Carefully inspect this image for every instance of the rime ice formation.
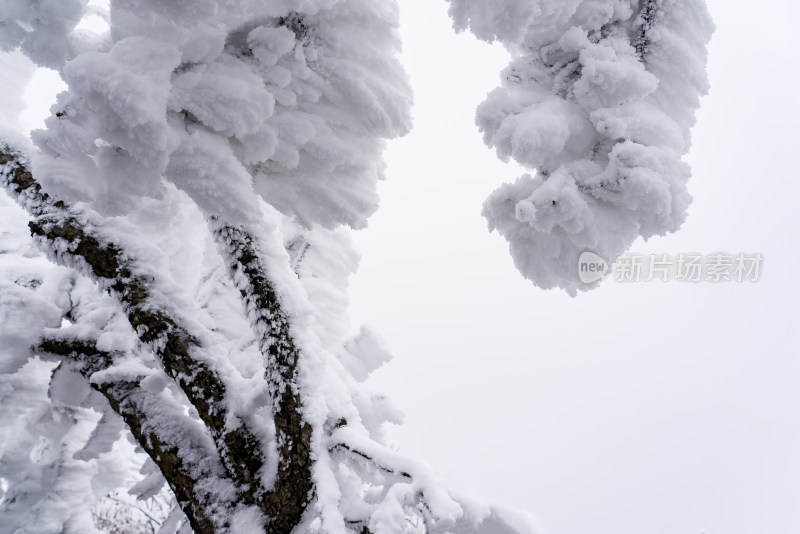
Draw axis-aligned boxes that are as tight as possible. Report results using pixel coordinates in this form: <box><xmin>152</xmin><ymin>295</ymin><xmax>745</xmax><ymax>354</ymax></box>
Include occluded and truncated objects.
<box><xmin>447</xmin><ymin>0</ymin><xmax>714</xmax><ymax>294</ymax></box>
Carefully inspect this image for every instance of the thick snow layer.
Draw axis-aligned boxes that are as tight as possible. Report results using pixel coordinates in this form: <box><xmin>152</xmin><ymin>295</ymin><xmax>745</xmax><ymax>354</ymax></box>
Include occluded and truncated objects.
<box><xmin>0</xmin><ymin>0</ymin><xmax>86</xmax><ymax>69</ymax></box>
<box><xmin>447</xmin><ymin>0</ymin><xmax>714</xmax><ymax>294</ymax></box>
<box><xmin>0</xmin><ymin>189</ymin><xmax>72</xmax><ymax>375</ymax></box>
<box><xmin>10</xmin><ymin>0</ymin><xmax>411</xmax><ymax>230</ymax></box>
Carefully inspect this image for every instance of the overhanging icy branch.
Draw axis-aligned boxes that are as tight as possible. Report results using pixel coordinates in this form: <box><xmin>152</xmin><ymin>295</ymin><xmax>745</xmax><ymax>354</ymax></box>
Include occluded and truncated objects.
<box><xmin>0</xmin><ymin>144</ymin><xmax>300</xmax><ymax>529</ymax></box>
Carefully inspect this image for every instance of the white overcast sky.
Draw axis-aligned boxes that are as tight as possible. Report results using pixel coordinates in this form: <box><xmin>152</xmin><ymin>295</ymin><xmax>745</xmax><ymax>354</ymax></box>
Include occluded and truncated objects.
<box><xmin>3</xmin><ymin>2</ymin><xmax>799</xmax><ymax>534</ymax></box>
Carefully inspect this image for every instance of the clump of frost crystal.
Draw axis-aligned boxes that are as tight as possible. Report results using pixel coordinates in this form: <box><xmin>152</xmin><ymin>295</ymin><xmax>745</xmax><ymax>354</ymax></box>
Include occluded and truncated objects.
<box><xmin>447</xmin><ymin>0</ymin><xmax>714</xmax><ymax>294</ymax></box>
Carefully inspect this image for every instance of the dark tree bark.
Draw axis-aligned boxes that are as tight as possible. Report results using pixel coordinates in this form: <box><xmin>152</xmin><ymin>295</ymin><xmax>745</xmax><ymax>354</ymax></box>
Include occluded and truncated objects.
<box><xmin>38</xmin><ymin>339</ymin><xmax>238</xmax><ymax>534</ymax></box>
<box><xmin>1</xmin><ymin>145</ymin><xmax>313</xmax><ymax>533</ymax></box>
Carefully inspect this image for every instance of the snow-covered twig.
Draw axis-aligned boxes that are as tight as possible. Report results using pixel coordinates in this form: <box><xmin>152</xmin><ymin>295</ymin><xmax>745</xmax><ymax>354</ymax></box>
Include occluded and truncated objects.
<box><xmin>37</xmin><ymin>338</ymin><xmax>239</xmax><ymax>534</ymax></box>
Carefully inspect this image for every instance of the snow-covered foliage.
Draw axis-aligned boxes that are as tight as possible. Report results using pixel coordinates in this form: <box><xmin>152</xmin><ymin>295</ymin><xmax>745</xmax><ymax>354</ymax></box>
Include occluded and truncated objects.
<box><xmin>0</xmin><ymin>1</ymin><xmax>540</xmax><ymax>533</ymax></box>
<box><xmin>0</xmin><ymin>0</ymin><xmax>87</xmax><ymax>69</ymax></box>
<box><xmin>1</xmin><ymin>0</ymin><xmax>713</xmax><ymax>532</ymax></box>
<box><xmin>14</xmin><ymin>0</ymin><xmax>411</xmax><ymax>229</ymax></box>
<box><xmin>446</xmin><ymin>0</ymin><xmax>714</xmax><ymax>294</ymax></box>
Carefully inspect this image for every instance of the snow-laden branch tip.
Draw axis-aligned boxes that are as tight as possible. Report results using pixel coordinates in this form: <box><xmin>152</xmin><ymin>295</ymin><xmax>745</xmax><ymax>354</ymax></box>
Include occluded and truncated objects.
<box><xmin>447</xmin><ymin>0</ymin><xmax>714</xmax><ymax>294</ymax></box>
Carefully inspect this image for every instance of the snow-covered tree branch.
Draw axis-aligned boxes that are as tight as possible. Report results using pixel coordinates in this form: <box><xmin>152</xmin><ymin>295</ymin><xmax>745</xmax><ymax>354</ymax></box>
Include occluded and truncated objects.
<box><xmin>0</xmin><ymin>0</ymin><xmax>712</xmax><ymax>532</ymax></box>
<box><xmin>447</xmin><ymin>0</ymin><xmax>714</xmax><ymax>294</ymax></box>
<box><xmin>0</xmin><ymin>119</ymin><xmax>531</xmax><ymax>534</ymax></box>
<box><xmin>36</xmin><ymin>337</ymin><xmax>240</xmax><ymax>533</ymax></box>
